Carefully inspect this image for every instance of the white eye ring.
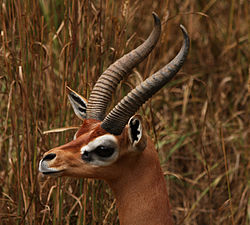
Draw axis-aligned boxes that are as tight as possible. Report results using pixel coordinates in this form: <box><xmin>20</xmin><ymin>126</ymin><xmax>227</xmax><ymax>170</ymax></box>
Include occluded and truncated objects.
<box><xmin>80</xmin><ymin>135</ymin><xmax>119</xmax><ymax>166</ymax></box>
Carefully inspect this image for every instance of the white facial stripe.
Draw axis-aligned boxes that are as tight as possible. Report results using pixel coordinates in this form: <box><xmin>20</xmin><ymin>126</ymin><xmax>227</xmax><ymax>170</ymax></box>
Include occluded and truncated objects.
<box><xmin>73</xmin><ymin>131</ymin><xmax>78</xmax><ymax>140</ymax></box>
<box><xmin>80</xmin><ymin>134</ymin><xmax>119</xmax><ymax>166</ymax></box>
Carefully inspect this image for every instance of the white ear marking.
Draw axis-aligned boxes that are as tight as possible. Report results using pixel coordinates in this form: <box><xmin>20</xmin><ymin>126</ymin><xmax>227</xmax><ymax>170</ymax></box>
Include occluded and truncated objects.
<box><xmin>128</xmin><ymin>116</ymin><xmax>142</xmax><ymax>146</ymax></box>
<box><xmin>67</xmin><ymin>86</ymin><xmax>88</xmax><ymax>120</ymax></box>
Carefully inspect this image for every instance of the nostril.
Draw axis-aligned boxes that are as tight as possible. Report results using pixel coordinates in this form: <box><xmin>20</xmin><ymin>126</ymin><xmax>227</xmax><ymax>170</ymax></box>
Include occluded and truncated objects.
<box><xmin>43</xmin><ymin>153</ymin><xmax>56</xmax><ymax>161</ymax></box>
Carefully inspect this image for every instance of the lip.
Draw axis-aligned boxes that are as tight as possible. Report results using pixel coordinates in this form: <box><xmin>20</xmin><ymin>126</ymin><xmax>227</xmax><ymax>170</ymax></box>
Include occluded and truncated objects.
<box><xmin>42</xmin><ymin>170</ymin><xmax>64</xmax><ymax>176</ymax></box>
<box><xmin>39</xmin><ymin>159</ymin><xmax>63</xmax><ymax>176</ymax></box>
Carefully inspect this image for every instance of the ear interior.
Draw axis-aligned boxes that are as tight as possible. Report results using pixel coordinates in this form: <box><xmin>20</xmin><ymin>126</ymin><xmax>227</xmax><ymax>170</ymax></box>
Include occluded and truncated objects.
<box><xmin>67</xmin><ymin>86</ymin><xmax>88</xmax><ymax>120</ymax></box>
<box><xmin>128</xmin><ymin>115</ymin><xmax>146</xmax><ymax>151</ymax></box>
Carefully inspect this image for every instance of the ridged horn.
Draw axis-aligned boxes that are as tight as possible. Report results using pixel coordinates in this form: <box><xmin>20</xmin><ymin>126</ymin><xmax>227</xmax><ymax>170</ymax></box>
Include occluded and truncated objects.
<box><xmin>101</xmin><ymin>25</ymin><xmax>190</xmax><ymax>135</ymax></box>
<box><xmin>86</xmin><ymin>12</ymin><xmax>161</xmax><ymax>121</ymax></box>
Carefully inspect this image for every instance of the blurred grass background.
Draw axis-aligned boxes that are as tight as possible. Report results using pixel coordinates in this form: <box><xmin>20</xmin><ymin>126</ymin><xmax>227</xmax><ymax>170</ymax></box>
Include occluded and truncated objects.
<box><xmin>0</xmin><ymin>0</ymin><xmax>249</xmax><ymax>224</ymax></box>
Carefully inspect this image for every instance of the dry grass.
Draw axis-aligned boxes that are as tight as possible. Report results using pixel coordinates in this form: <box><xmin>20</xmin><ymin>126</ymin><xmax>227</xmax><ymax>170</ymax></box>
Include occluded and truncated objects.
<box><xmin>0</xmin><ymin>0</ymin><xmax>249</xmax><ymax>224</ymax></box>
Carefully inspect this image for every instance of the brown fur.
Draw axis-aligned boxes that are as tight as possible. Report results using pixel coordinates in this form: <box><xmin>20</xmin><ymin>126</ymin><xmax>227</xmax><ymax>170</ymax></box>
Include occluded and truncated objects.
<box><xmin>40</xmin><ymin>119</ymin><xmax>173</xmax><ymax>225</ymax></box>
<box><xmin>107</xmin><ymin>138</ymin><xmax>173</xmax><ymax>225</ymax></box>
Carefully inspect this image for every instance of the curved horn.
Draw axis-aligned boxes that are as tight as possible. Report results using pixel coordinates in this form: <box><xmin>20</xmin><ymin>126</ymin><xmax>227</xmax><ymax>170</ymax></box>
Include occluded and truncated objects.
<box><xmin>101</xmin><ymin>25</ymin><xmax>190</xmax><ymax>135</ymax></box>
<box><xmin>86</xmin><ymin>13</ymin><xmax>161</xmax><ymax>121</ymax></box>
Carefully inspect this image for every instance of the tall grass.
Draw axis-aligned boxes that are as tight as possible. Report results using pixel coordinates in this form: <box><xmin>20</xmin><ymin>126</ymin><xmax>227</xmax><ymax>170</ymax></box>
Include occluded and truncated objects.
<box><xmin>0</xmin><ymin>0</ymin><xmax>249</xmax><ymax>224</ymax></box>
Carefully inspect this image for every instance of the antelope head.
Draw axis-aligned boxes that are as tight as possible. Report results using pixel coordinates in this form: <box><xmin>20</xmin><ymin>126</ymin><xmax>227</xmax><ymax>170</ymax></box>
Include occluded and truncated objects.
<box><xmin>39</xmin><ymin>13</ymin><xmax>189</xmax><ymax>182</ymax></box>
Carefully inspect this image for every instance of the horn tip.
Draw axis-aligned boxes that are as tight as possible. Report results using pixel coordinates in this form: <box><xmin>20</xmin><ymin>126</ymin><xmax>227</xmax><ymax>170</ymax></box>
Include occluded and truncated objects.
<box><xmin>179</xmin><ymin>24</ymin><xmax>190</xmax><ymax>45</ymax></box>
<box><xmin>179</xmin><ymin>24</ymin><xmax>188</xmax><ymax>37</ymax></box>
<box><xmin>152</xmin><ymin>12</ymin><xmax>160</xmax><ymax>25</ymax></box>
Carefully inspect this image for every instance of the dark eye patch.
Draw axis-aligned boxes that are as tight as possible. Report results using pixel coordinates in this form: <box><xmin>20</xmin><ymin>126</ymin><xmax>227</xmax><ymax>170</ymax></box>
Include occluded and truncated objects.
<box><xmin>82</xmin><ymin>146</ymin><xmax>115</xmax><ymax>163</ymax></box>
<box><xmin>82</xmin><ymin>151</ymin><xmax>92</xmax><ymax>162</ymax></box>
<box><xmin>93</xmin><ymin>146</ymin><xmax>115</xmax><ymax>158</ymax></box>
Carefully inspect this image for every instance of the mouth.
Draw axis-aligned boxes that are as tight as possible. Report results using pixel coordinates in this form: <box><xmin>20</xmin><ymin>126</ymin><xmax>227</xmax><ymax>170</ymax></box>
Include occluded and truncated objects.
<box><xmin>39</xmin><ymin>159</ymin><xmax>64</xmax><ymax>176</ymax></box>
<box><xmin>42</xmin><ymin>170</ymin><xmax>63</xmax><ymax>176</ymax></box>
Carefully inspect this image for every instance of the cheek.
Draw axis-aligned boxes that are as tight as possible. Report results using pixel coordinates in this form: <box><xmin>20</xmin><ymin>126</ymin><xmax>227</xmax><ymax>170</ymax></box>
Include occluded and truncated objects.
<box><xmin>116</xmin><ymin>133</ymin><xmax>130</xmax><ymax>153</ymax></box>
<box><xmin>64</xmin><ymin>153</ymin><xmax>82</xmax><ymax>167</ymax></box>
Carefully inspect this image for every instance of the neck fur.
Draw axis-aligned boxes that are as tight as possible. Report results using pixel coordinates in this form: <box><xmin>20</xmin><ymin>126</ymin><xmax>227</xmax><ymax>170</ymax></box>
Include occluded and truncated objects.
<box><xmin>107</xmin><ymin>138</ymin><xmax>173</xmax><ymax>225</ymax></box>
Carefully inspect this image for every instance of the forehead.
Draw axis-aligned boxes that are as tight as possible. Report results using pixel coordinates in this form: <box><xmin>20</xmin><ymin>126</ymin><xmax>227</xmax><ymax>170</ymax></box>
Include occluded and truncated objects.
<box><xmin>60</xmin><ymin>119</ymin><xmax>129</xmax><ymax>152</ymax></box>
<box><xmin>60</xmin><ymin>119</ymin><xmax>108</xmax><ymax>151</ymax></box>
<box><xmin>76</xmin><ymin>119</ymin><xmax>108</xmax><ymax>140</ymax></box>
<box><xmin>72</xmin><ymin>119</ymin><xmax>129</xmax><ymax>147</ymax></box>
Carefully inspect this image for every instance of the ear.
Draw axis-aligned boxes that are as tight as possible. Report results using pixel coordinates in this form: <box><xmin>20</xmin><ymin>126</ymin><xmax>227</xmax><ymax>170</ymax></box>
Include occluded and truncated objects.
<box><xmin>66</xmin><ymin>86</ymin><xmax>88</xmax><ymax>120</ymax></box>
<box><xmin>128</xmin><ymin>115</ymin><xmax>147</xmax><ymax>151</ymax></box>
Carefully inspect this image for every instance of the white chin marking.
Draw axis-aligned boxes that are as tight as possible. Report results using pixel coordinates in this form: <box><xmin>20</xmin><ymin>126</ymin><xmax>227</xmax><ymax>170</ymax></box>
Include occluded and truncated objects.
<box><xmin>39</xmin><ymin>159</ymin><xmax>61</xmax><ymax>174</ymax></box>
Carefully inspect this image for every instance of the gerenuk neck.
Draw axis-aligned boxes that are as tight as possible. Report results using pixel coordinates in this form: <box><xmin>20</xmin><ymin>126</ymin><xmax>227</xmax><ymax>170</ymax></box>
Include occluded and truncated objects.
<box><xmin>107</xmin><ymin>138</ymin><xmax>173</xmax><ymax>225</ymax></box>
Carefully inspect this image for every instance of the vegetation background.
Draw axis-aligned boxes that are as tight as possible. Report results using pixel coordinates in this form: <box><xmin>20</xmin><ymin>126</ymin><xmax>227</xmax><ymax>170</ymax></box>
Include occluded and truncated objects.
<box><xmin>0</xmin><ymin>0</ymin><xmax>249</xmax><ymax>224</ymax></box>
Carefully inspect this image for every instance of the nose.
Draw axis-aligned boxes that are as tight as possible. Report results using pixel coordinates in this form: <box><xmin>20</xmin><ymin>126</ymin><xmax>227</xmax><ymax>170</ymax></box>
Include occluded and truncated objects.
<box><xmin>43</xmin><ymin>153</ymin><xmax>56</xmax><ymax>161</ymax></box>
<box><xmin>39</xmin><ymin>152</ymin><xmax>60</xmax><ymax>174</ymax></box>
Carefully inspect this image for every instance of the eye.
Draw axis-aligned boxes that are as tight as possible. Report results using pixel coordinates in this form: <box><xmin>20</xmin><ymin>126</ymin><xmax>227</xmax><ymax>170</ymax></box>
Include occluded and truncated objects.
<box><xmin>93</xmin><ymin>146</ymin><xmax>115</xmax><ymax>158</ymax></box>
